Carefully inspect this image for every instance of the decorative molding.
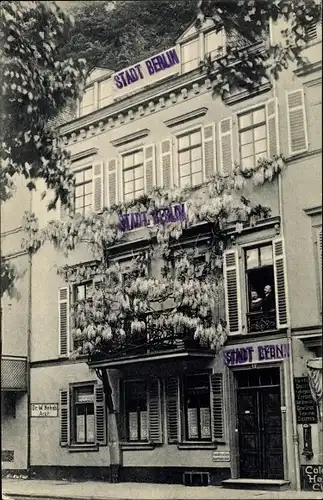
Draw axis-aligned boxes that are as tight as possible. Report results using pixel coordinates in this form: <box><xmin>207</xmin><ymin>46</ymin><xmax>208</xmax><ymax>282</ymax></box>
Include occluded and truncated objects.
<box><xmin>71</xmin><ymin>148</ymin><xmax>98</xmax><ymax>163</ymax></box>
<box><xmin>110</xmin><ymin>129</ymin><xmax>150</xmax><ymax>147</ymax></box>
<box><xmin>285</xmin><ymin>148</ymin><xmax>321</xmax><ymax>164</ymax></box>
<box><xmin>294</xmin><ymin>61</ymin><xmax>322</xmax><ymax>77</ymax></box>
<box><xmin>303</xmin><ymin>206</ymin><xmax>322</xmax><ymax>217</ymax></box>
<box><xmin>223</xmin><ymin>81</ymin><xmax>272</xmax><ymax>106</ymax></box>
<box><xmin>164</xmin><ymin>107</ymin><xmax>208</xmax><ymax>128</ymax></box>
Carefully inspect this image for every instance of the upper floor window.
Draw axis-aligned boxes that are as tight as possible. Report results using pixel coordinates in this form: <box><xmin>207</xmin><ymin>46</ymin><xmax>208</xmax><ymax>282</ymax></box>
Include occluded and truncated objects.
<box><xmin>184</xmin><ymin>373</ymin><xmax>211</xmax><ymax>441</ymax></box>
<box><xmin>177</xmin><ymin>129</ymin><xmax>203</xmax><ymax>188</ymax></box>
<box><xmin>181</xmin><ymin>39</ymin><xmax>200</xmax><ymax>73</ymax></box>
<box><xmin>80</xmin><ymin>86</ymin><xmax>94</xmax><ymax>116</ymax></box>
<box><xmin>74</xmin><ymin>166</ymin><xmax>92</xmax><ymax>215</ymax></box>
<box><xmin>239</xmin><ymin>106</ymin><xmax>267</xmax><ymax>169</ymax></box>
<box><xmin>245</xmin><ymin>243</ymin><xmax>276</xmax><ymax>333</ymax></box>
<box><xmin>123</xmin><ymin>150</ymin><xmax>144</xmax><ymax>202</ymax></box>
<box><xmin>98</xmin><ymin>80</ymin><xmax>111</xmax><ymax>108</ymax></box>
<box><xmin>204</xmin><ymin>30</ymin><xmax>224</xmax><ymax>60</ymax></box>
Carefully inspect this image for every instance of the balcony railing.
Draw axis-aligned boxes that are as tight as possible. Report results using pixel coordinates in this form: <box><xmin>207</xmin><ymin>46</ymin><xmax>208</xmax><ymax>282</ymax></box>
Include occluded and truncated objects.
<box><xmin>246</xmin><ymin>310</ymin><xmax>276</xmax><ymax>333</ymax></box>
<box><xmin>1</xmin><ymin>355</ymin><xmax>27</xmax><ymax>392</ymax></box>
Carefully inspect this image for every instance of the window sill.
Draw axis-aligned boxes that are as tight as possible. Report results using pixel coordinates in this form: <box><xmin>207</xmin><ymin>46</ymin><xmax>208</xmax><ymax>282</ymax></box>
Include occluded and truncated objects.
<box><xmin>177</xmin><ymin>441</ymin><xmax>224</xmax><ymax>450</ymax></box>
<box><xmin>67</xmin><ymin>444</ymin><xmax>99</xmax><ymax>453</ymax></box>
<box><xmin>120</xmin><ymin>442</ymin><xmax>156</xmax><ymax>451</ymax></box>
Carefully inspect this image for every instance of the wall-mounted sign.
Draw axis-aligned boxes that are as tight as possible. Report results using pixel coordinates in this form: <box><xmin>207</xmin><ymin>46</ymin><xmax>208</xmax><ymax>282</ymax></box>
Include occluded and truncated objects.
<box><xmin>294</xmin><ymin>377</ymin><xmax>318</xmax><ymax>424</ymax></box>
<box><xmin>212</xmin><ymin>451</ymin><xmax>230</xmax><ymax>462</ymax></box>
<box><xmin>112</xmin><ymin>47</ymin><xmax>180</xmax><ymax>98</ymax></box>
<box><xmin>119</xmin><ymin>203</ymin><xmax>186</xmax><ymax>232</ymax></box>
<box><xmin>300</xmin><ymin>465</ymin><xmax>323</xmax><ymax>491</ymax></box>
<box><xmin>223</xmin><ymin>342</ymin><xmax>290</xmax><ymax>367</ymax></box>
<box><xmin>31</xmin><ymin>403</ymin><xmax>58</xmax><ymax>417</ymax></box>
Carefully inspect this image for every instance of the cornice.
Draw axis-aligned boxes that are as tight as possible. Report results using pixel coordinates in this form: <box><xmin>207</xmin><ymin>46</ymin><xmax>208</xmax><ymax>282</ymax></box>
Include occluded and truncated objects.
<box><xmin>223</xmin><ymin>81</ymin><xmax>272</xmax><ymax>106</ymax></box>
<box><xmin>294</xmin><ymin>60</ymin><xmax>322</xmax><ymax>77</ymax></box>
<box><xmin>110</xmin><ymin>128</ymin><xmax>150</xmax><ymax>147</ymax></box>
<box><xmin>164</xmin><ymin>107</ymin><xmax>208</xmax><ymax>127</ymax></box>
<box><xmin>303</xmin><ymin>205</ymin><xmax>322</xmax><ymax>217</ymax></box>
<box><xmin>71</xmin><ymin>147</ymin><xmax>98</xmax><ymax>163</ymax></box>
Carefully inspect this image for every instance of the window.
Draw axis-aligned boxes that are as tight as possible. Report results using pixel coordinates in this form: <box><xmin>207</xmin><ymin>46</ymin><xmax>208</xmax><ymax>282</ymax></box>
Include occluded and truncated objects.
<box><xmin>98</xmin><ymin>79</ymin><xmax>112</xmax><ymax>108</ymax></box>
<box><xmin>238</xmin><ymin>106</ymin><xmax>267</xmax><ymax>169</ymax></box>
<box><xmin>204</xmin><ymin>31</ymin><xmax>224</xmax><ymax>60</ymax></box>
<box><xmin>184</xmin><ymin>373</ymin><xmax>211</xmax><ymax>441</ymax></box>
<box><xmin>125</xmin><ymin>380</ymin><xmax>148</xmax><ymax>441</ymax></box>
<box><xmin>177</xmin><ymin>129</ymin><xmax>203</xmax><ymax>188</ymax></box>
<box><xmin>72</xmin><ymin>385</ymin><xmax>95</xmax><ymax>444</ymax></box>
<box><xmin>181</xmin><ymin>39</ymin><xmax>200</xmax><ymax>73</ymax></box>
<box><xmin>123</xmin><ymin>150</ymin><xmax>144</xmax><ymax>202</ymax></box>
<box><xmin>72</xmin><ymin>281</ymin><xmax>94</xmax><ymax>350</ymax></box>
<box><xmin>245</xmin><ymin>243</ymin><xmax>276</xmax><ymax>332</ymax></box>
<box><xmin>74</xmin><ymin>166</ymin><xmax>92</xmax><ymax>215</ymax></box>
<box><xmin>80</xmin><ymin>86</ymin><xmax>94</xmax><ymax>116</ymax></box>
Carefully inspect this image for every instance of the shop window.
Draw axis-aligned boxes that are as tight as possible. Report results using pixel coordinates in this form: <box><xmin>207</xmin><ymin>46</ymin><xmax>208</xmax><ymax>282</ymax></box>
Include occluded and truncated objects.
<box><xmin>181</xmin><ymin>39</ymin><xmax>200</xmax><ymax>73</ymax></box>
<box><xmin>125</xmin><ymin>380</ymin><xmax>148</xmax><ymax>441</ymax></box>
<box><xmin>123</xmin><ymin>150</ymin><xmax>144</xmax><ymax>202</ymax></box>
<box><xmin>184</xmin><ymin>373</ymin><xmax>211</xmax><ymax>441</ymax></box>
<box><xmin>177</xmin><ymin>129</ymin><xmax>203</xmax><ymax>188</ymax></box>
<box><xmin>80</xmin><ymin>85</ymin><xmax>94</xmax><ymax>116</ymax></box>
<box><xmin>238</xmin><ymin>106</ymin><xmax>267</xmax><ymax>169</ymax></box>
<box><xmin>245</xmin><ymin>243</ymin><xmax>276</xmax><ymax>332</ymax></box>
<box><xmin>72</xmin><ymin>385</ymin><xmax>95</xmax><ymax>444</ymax></box>
<box><xmin>74</xmin><ymin>166</ymin><xmax>93</xmax><ymax>215</ymax></box>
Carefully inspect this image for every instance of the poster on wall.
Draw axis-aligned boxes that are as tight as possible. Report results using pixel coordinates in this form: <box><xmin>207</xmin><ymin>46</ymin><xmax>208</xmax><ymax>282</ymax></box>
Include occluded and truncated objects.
<box><xmin>140</xmin><ymin>411</ymin><xmax>148</xmax><ymax>440</ymax></box>
<box><xmin>300</xmin><ymin>465</ymin><xmax>323</xmax><ymax>492</ymax></box>
<box><xmin>187</xmin><ymin>408</ymin><xmax>199</xmax><ymax>439</ymax></box>
<box><xmin>76</xmin><ymin>415</ymin><xmax>85</xmax><ymax>443</ymax></box>
<box><xmin>294</xmin><ymin>377</ymin><xmax>318</xmax><ymax>424</ymax></box>
<box><xmin>128</xmin><ymin>412</ymin><xmax>138</xmax><ymax>441</ymax></box>
<box><xmin>200</xmin><ymin>407</ymin><xmax>211</xmax><ymax>439</ymax></box>
<box><xmin>86</xmin><ymin>414</ymin><xmax>95</xmax><ymax>443</ymax></box>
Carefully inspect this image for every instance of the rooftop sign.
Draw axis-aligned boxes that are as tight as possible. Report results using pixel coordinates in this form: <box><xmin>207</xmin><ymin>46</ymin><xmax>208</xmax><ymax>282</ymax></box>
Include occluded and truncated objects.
<box><xmin>112</xmin><ymin>47</ymin><xmax>180</xmax><ymax>98</ymax></box>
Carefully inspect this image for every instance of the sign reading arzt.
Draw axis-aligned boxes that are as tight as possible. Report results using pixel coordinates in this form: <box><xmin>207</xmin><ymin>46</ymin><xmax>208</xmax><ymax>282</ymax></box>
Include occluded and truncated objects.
<box><xmin>31</xmin><ymin>403</ymin><xmax>58</xmax><ymax>417</ymax></box>
<box><xmin>112</xmin><ymin>47</ymin><xmax>180</xmax><ymax>95</ymax></box>
<box><xmin>224</xmin><ymin>343</ymin><xmax>290</xmax><ymax>367</ymax></box>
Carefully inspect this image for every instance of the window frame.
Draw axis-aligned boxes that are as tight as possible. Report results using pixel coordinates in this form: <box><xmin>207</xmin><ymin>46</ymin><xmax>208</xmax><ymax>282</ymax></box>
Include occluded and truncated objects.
<box><xmin>124</xmin><ymin>379</ymin><xmax>149</xmax><ymax>443</ymax></box>
<box><xmin>70</xmin><ymin>382</ymin><xmax>96</xmax><ymax>446</ymax></box>
<box><xmin>71</xmin><ymin>280</ymin><xmax>94</xmax><ymax>351</ymax></box>
<box><xmin>73</xmin><ymin>164</ymin><xmax>93</xmax><ymax>216</ymax></box>
<box><xmin>183</xmin><ymin>372</ymin><xmax>212</xmax><ymax>442</ymax></box>
<box><xmin>121</xmin><ymin>148</ymin><xmax>145</xmax><ymax>202</ymax></box>
<box><xmin>238</xmin><ymin>104</ymin><xmax>268</xmax><ymax>169</ymax></box>
<box><xmin>175</xmin><ymin>125</ymin><xmax>203</xmax><ymax>188</ymax></box>
<box><xmin>181</xmin><ymin>38</ymin><xmax>200</xmax><ymax>73</ymax></box>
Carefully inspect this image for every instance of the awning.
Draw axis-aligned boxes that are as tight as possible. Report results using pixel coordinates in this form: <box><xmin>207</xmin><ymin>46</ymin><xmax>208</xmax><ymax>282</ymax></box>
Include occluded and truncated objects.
<box><xmin>1</xmin><ymin>356</ymin><xmax>27</xmax><ymax>392</ymax></box>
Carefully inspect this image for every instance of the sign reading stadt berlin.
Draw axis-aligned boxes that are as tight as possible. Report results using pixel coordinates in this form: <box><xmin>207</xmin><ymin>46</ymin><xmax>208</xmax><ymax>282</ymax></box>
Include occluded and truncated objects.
<box><xmin>112</xmin><ymin>47</ymin><xmax>180</xmax><ymax>97</ymax></box>
<box><xmin>223</xmin><ymin>342</ymin><xmax>290</xmax><ymax>367</ymax></box>
<box><xmin>119</xmin><ymin>203</ymin><xmax>186</xmax><ymax>232</ymax></box>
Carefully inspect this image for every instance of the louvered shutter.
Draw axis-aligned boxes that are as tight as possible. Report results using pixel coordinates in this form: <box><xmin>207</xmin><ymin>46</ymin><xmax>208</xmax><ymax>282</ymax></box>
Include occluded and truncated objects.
<box><xmin>203</xmin><ymin>123</ymin><xmax>216</xmax><ymax>179</ymax></box>
<box><xmin>148</xmin><ymin>379</ymin><xmax>162</xmax><ymax>443</ymax></box>
<box><xmin>58</xmin><ymin>287</ymin><xmax>69</xmax><ymax>357</ymax></box>
<box><xmin>223</xmin><ymin>248</ymin><xmax>242</xmax><ymax>335</ymax></box>
<box><xmin>166</xmin><ymin>377</ymin><xmax>180</xmax><ymax>443</ymax></box>
<box><xmin>273</xmin><ymin>238</ymin><xmax>288</xmax><ymax>329</ymax></box>
<box><xmin>160</xmin><ymin>139</ymin><xmax>173</xmax><ymax>188</ymax></box>
<box><xmin>95</xmin><ymin>384</ymin><xmax>106</xmax><ymax>445</ymax></box>
<box><xmin>59</xmin><ymin>388</ymin><xmax>70</xmax><ymax>446</ymax></box>
<box><xmin>211</xmin><ymin>373</ymin><xmax>224</xmax><ymax>441</ymax></box>
<box><xmin>144</xmin><ymin>144</ymin><xmax>156</xmax><ymax>194</ymax></box>
<box><xmin>317</xmin><ymin>228</ymin><xmax>322</xmax><ymax>301</ymax></box>
<box><xmin>287</xmin><ymin>89</ymin><xmax>308</xmax><ymax>155</ymax></box>
<box><xmin>219</xmin><ymin>117</ymin><xmax>233</xmax><ymax>175</ymax></box>
<box><xmin>92</xmin><ymin>161</ymin><xmax>104</xmax><ymax>212</ymax></box>
<box><xmin>107</xmin><ymin>158</ymin><xmax>118</xmax><ymax>207</ymax></box>
<box><xmin>266</xmin><ymin>98</ymin><xmax>279</xmax><ymax>158</ymax></box>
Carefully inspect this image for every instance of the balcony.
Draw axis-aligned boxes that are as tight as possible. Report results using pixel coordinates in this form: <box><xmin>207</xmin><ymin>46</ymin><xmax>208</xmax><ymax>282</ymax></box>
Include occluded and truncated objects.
<box><xmin>247</xmin><ymin>310</ymin><xmax>276</xmax><ymax>333</ymax></box>
<box><xmin>1</xmin><ymin>355</ymin><xmax>27</xmax><ymax>392</ymax></box>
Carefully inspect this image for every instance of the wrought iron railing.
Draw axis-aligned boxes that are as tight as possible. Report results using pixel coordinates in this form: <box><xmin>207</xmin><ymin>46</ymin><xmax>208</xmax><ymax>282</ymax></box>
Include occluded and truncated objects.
<box><xmin>246</xmin><ymin>310</ymin><xmax>276</xmax><ymax>333</ymax></box>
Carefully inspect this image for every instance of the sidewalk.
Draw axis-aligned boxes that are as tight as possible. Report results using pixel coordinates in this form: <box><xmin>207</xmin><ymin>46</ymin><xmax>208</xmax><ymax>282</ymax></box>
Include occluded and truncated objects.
<box><xmin>2</xmin><ymin>479</ymin><xmax>323</xmax><ymax>500</ymax></box>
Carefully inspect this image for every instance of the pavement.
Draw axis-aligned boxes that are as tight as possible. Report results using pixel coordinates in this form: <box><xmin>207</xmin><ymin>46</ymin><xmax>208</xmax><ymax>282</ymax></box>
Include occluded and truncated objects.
<box><xmin>2</xmin><ymin>479</ymin><xmax>323</xmax><ymax>500</ymax></box>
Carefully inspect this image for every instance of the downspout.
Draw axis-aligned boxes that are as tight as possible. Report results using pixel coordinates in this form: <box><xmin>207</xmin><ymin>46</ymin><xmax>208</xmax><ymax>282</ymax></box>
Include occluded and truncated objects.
<box><xmin>277</xmin><ymin>141</ymin><xmax>301</xmax><ymax>490</ymax></box>
<box><xmin>27</xmin><ymin>191</ymin><xmax>32</xmax><ymax>477</ymax></box>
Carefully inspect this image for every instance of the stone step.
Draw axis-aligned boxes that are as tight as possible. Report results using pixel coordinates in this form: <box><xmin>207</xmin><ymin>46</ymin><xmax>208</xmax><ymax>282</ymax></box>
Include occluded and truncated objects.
<box><xmin>221</xmin><ymin>478</ymin><xmax>291</xmax><ymax>491</ymax></box>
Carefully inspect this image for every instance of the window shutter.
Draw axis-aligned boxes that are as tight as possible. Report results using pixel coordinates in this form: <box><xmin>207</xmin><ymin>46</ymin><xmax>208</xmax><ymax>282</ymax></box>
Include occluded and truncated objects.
<box><xmin>273</xmin><ymin>237</ymin><xmax>289</xmax><ymax>328</ymax></box>
<box><xmin>59</xmin><ymin>388</ymin><xmax>70</xmax><ymax>446</ymax></box>
<box><xmin>144</xmin><ymin>144</ymin><xmax>156</xmax><ymax>194</ymax></box>
<box><xmin>166</xmin><ymin>377</ymin><xmax>180</xmax><ymax>443</ymax></box>
<box><xmin>95</xmin><ymin>384</ymin><xmax>106</xmax><ymax>445</ymax></box>
<box><xmin>223</xmin><ymin>248</ymin><xmax>242</xmax><ymax>334</ymax></box>
<box><xmin>287</xmin><ymin>89</ymin><xmax>308</xmax><ymax>155</ymax></box>
<box><xmin>148</xmin><ymin>379</ymin><xmax>162</xmax><ymax>443</ymax></box>
<box><xmin>160</xmin><ymin>139</ymin><xmax>173</xmax><ymax>189</ymax></box>
<box><xmin>203</xmin><ymin>123</ymin><xmax>216</xmax><ymax>179</ymax></box>
<box><xmin>266</xmin><ymin>98</ymin><xmax>279</xmax><ymax>158</ymax></box>
<box><xmin>58</xmin><ymin>287</ymin><xmax>69</xmax><ymax>357</ymax></box>
<box><xmin>107</xmin><ymin>158</ymin><xmax>118</xmax><ymax>207</ymax></box>
<box><xmin>92</xmin><ymin>161</ymin><xmax>104</xmax><ymax>212</ymax></box>
<box><xmin>317</xmin><ymin>228</ymin><xmax>322</xmax><ymax>301</ymax></box>
<box><xmin>219</xmin><ymin>117</ymin><xmax>233</xmax><ymax>175</ymax></box>
<box><xmin>211</xmin><ymin>373</ymin><xmax>224</xmax><ymax>441</ymax></box>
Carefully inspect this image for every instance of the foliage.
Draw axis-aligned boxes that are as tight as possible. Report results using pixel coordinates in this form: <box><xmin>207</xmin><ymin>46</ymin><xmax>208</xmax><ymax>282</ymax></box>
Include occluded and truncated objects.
<box><xmin>0</xmin><ymin>257</ymin><xmax>23</xmax><ymax>299</ymax></box>
<box><xmin>0</xmin><ymin>1</ymin><xmax>87</xmax><ymax>208</ymax></box>
<box><xmin>198</xmin><ymin>0</ymin><xmax>322</xmax><ymax>95</ymax></box>
<box><xmin>60</xmin><ymin>0</ymin><xmax>199</xmax><ymax>70</ymax></box>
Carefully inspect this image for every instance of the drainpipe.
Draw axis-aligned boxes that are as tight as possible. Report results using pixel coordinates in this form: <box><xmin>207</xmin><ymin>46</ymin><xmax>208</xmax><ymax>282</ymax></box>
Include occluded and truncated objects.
<box><xmin>277</xmin><ymin>163</ymin><xmax>301</xmax><ymax>491</ymax></box>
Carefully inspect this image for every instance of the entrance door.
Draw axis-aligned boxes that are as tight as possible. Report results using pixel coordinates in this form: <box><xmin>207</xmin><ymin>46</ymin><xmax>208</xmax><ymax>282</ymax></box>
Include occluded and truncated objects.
<box><xmin>236</xmin><ymin>367</ymin><xmax>284</xmax><ymax>479</ymax></box>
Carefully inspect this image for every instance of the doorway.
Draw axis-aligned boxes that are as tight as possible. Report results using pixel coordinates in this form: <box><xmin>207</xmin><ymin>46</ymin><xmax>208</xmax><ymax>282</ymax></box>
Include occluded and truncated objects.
<box><xmin>235</xmin><ymin>367</ymin><xmax>284</xmax><ymax>479</ymax></box>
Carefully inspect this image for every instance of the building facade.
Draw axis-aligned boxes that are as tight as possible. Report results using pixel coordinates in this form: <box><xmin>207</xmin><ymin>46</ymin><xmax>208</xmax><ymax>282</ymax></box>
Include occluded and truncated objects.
<box><xmin>1</xmin><ymin>15</ymin><xmax>322</xmax><ymax>492</ymax></box>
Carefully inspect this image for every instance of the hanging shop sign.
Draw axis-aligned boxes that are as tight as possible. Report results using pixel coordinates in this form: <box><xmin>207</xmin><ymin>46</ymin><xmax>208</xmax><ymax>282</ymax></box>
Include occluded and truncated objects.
<box><xmin>112</xmin><ymin>47</ymin><xmax>180</xmax><ymax>98</ymax></box>
<box><xmin>294</xmin><ymin>377</ymin><xmax>318</xmax><ymax>424</ymax></box>
<box><xmin>223</xmin><ymin>342</ymin><xmax>290</xmax><ymax>367</ymax></box>
<box><xmin>300</xmin><ymin>465</ymin><xmax>323</xmax><ymax>492</ymax></box>
<box><xmin>31</xmin><ymin>403</ymin><xmax>58</xmax><ymax>417</ymax></box>
<box><xmin>118</xmin><ymin>203</ymin><xmax>186</xmax><ymax>232</ymax></box>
